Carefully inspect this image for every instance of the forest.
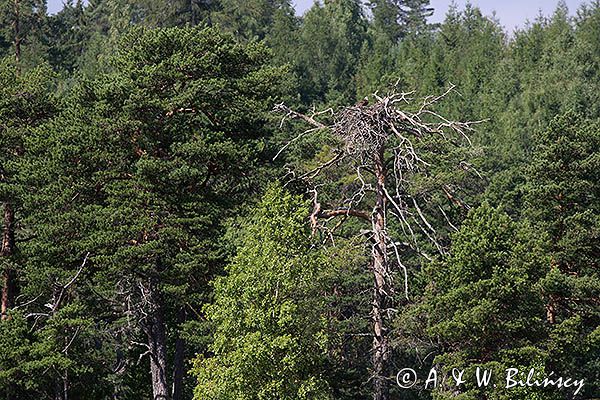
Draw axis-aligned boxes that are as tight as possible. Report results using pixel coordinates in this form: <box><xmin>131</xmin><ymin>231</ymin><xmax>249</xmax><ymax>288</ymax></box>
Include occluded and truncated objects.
<box><xmin>0</xmin><ymin>0</ymin><xmax>598</xmax><ymax>399</ymax></box>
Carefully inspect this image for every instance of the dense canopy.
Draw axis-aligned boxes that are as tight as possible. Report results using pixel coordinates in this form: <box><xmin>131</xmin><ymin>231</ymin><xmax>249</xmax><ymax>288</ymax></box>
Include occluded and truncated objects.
<box><xmin>0</xmin><ymin>0</ymin><xmax>598</xmax><ymax>399</ymax></box>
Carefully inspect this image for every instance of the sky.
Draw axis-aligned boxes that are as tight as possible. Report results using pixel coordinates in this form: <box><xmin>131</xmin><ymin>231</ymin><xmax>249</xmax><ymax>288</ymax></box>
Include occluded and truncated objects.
<box><xmin>293</xmin><ymin>0</ymin><xmax>589</xmax><ymax>31</ymax></box>
<box><xmin>46</xmin><ymin>0</ymin><xmax>590</xmax><ymax>32</ymax></box>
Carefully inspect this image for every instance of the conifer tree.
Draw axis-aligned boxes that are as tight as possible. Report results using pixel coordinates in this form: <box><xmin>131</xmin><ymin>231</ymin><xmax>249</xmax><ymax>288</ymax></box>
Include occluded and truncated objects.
<box><xmin>399</xmin><ymin>0</ymin><xmax>433</xmax><ymax>36</ymax></box>
<box><xmin>296</xmin><ymin>0</ymin><xmax>367</xmax><ymax>105</ymax></box>
<box><xmin>212</xmin><ymin>0</ymin><xmax>295</xmax><ymax>41</ymax></box>
<box><xmin>368</xmin><ymin>0</ymin><xmax>403</xmax><ymax>42</ymax></box>
<box><xmin>400</xmin><ymin>204</ymin><xmax>550</xmax><ymax>399</ymax></box>
<box><xmin>525</xmin><ymin>113</ymin><xmax>600</xmax><ymax>398</ymax></box>
<box><xmin>0</xmin><ymin>1</ymin><xmax>599</xmax><ymax>398</ymax></box>
<box><xmin>21</xmin><ymin>26</ymin><xmax>284</xmax><ymax>399</ymax></box>
<box><xmin>0</xmin><ymin>0</ymin><xmax>48</xmax><ymax>66</ymax></box>
<box><xmin>0</xmin><ymin>0</ymin><xmax>50</xmax><ymax>332</ymax></box>
<box><xmin>0</xmin><ymin>59</ymin><xmax>59</xmax><ymax>399</ymax></box>
<box><xmin>0</xmin><ymin>58</ymin><xmax>58</xmax><ymax>319</ymax></box>
<box><xmin>46</xmin><ymin>0</ymin><xmax>89</xmax><ymax>73</ymax></box>
<box><xmin>368</xmin><ymin>0</ymin><xmax>433</xmax><ymax>42</ymax></box>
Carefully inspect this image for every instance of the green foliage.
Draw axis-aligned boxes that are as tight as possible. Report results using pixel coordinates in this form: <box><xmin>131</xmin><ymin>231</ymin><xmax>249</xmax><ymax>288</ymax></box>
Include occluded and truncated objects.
<box><xmin>12</xmin><ymin>25</ymin><xmax>283</xmax><ymax>399</ymax></box>
<box><xmin>525</xmin><ymin>112</ymin><xmax>600</xmax><ymax>397</ymax></box>
<box><xmin>400</xmin><ymin>204</ymin><xmax>552</xmax><ymax>399</ymax></box>
<box><xmin>0</xmin><ymin>59</ymin><xmax>57</xmax><ymax>268</ymax></box>
<box><xmin>296</xmin><ymin>0</ymin><xmax>366</xmax><ymax>105</ymax></box>
<box><xmin>0</xmin><ymin>1</ymin><xmax>599</xmax><ymax>398</ymax></box>
<box><xmin>45</xmin><ymin>0</ymin><xmax>89</xmax><ymax>73</ymax></box>
<box><xmin>0</xmin><ymin>60</ymin><xmax>57</xmax><ymax>197</ymax></box>
<box><xmin>400</xmin><ymin>0</ymin><xmax>434</xmax><ymax>36</ymax></box>
<box><xmin>193</xmin><ymin>185</ymin><xmax>331</xmax><ymax>400</ymax></box>
<box><xmin>0</xmin><ymin>0</ymin><xmax>48</xmax><ymax>66</ymax></box>
<box><xmin>368</xmin><ymin>0</ymin><xmax>434</xmax><ymax>42</ymax></box>
<box><xmin>213</xmin><ymin>0</ymin><xmax>296</xmax><ymax>41</ymax></box>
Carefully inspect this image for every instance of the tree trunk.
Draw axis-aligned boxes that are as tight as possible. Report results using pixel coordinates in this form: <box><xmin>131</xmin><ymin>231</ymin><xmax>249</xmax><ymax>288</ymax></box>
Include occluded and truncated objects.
<box><xmin>3</xmin><ymin>0</ymin><xmax>21</xmax><ymax>323</ymax></box>
<box><xmin>371</xmin><ymin>146</ymin><xmax>392</xmax><ymax>400</ymax></box>
<box><xmin>1</xmin><ymin>203</ymin><xmax>17</xmax><ymax>321</ymax></box>
<box><xmin>171</xmin><ymin>308</ymin><xmax>186</xmax><ymax>400</ymax></box>
<box><xmin>13</xmin><ymin>0</ymin><xmax>21</xmax><ymax>65</ymax></box>
<box><xmin>146</xmin><ymin>281</ymin><xmax>170</xmax><ymax>400</ymax></box>
<box><xmin>546</xmin><ymin>260</ymin><xmax>559</xmax><ymax>324</ymax></box>
<box><xmin>54</xmin><ymin>373</ymin><xmax>68</xmax><ymax>400</ymax></box>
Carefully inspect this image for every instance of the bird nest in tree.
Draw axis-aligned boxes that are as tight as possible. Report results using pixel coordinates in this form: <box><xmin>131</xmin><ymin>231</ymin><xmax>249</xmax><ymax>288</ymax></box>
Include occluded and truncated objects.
<box><xmin>334</xmin><ymin>101</ymin><xmax>390</xmax><ymax>155</ymax></box>
<box><xmin>276</xmin><ymin>86</ymin><xmax>480</xmax><ymax>174</ymax></box>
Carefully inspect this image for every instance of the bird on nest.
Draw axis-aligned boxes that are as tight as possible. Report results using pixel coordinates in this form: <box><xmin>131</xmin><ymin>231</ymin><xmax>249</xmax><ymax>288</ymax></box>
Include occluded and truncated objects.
<box><xmin>356</xmin><ymin>97</ymin><xmax>369</xmax><ymax>107</ymax></box>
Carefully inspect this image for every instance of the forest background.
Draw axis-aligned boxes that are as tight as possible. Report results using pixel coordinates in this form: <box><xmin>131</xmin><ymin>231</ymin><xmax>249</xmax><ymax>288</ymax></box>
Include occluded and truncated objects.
<box><xmin>0</xmin><ymin>0</ymin><xmax>598</xmax><ymax>399</ymax></box>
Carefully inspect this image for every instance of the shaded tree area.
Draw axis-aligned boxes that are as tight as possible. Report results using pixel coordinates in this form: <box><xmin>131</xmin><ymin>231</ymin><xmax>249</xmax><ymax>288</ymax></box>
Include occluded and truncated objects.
<box><xmin>0</xmin><ymin>0</ymin><xmax>598</xmax><ymax>399</ymax></box>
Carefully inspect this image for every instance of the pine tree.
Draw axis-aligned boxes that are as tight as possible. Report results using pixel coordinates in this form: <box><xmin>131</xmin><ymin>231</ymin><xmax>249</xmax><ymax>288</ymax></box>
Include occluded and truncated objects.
<box><xmin>20</xmin><ymin>26</ymin><xmax>285</xmax><ymax>399</ymax></box>
<box><xmin>0</xmin><ymin>59</ymin><xmax>57</xmax><ymax>318</ymax></box>
<box><xmin>400</xmin><ymin>204</ymin><xmax>551</xmax><ymax>399</ymax></box>
<box><xmin>524</xmin><ymin>112</ymin><xmax>600</xmax><ymax>398</ymax></box>
<box><xmin>0</xmin><ymin>59</ymin><xmax>60</xmax><ymax>399</ymax></box>
<box><xmin>0</xmin><ymin>0</ymin><xmax>50</xmax><ymax>341</ymax></box>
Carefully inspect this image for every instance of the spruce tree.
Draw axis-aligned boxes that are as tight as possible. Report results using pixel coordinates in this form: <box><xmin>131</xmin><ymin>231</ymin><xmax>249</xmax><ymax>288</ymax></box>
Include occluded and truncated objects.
<box><xmin>399</xmin><ymin>0</ymin><xmax>433</xmax><ymax>36</ymax></box>
<box><xmin>46</xmin><ymin>0</ymin><xmax>89</xmax><ymax>73</ymax></box>
<box><xmin>296</xmin><ymin>0</ymin><xmax>367</xmax><ymax>105</ymax></box>
<box><xmin>212</xmin><ymin>0</ymin><xmax>296</xmax><ymax>41</ymax></box>
<box><xmin>368</xmin><ymin>0</ymin><xmax>403</xmax><ymax>42</ymax></box>
<box><xmin>0</xmin><ymin>0</ymin><xmax>48</xmax><ymax>66</ymax></box>
<box><xmin>367</xmin><ymin>0</ymin><xmax>433</xmax><ymax>42</ymax></box>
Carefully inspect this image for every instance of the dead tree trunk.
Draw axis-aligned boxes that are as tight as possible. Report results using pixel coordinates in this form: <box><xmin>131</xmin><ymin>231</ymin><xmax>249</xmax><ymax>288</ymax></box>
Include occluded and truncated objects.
<box><xmin>145</xmin><ymin>281</ymin><xmax>170</xmax><ymax>400</ymax></box>
<box><xmin>371</xmin><ymin>146</ymin><xmax>392</xmax><ymax>400</ymax></box>
<box><xmin>1</xmin><ymin>203</ymin><xmax>16</xmax><ymax>321</ymax></box>
<box><xmin>54</xmin><ymin>372</ymin><xmax>68</xmax><ymax>400</ymax></box>
<box><xmin>275</xmin><ymin>87</ymin><xmax>479</xmax><ymax>400</ymax></box>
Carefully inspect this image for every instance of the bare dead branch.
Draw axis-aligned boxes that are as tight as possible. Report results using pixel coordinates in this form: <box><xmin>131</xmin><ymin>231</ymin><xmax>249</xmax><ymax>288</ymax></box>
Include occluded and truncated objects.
<box><xmin>62</xmin><ymin>325</ymin><xmax>82</xmax><ymax>354</ymax></box>
<box><xmin>274</xmin><ymin>85</ymin><xmax>482</xmax><ymax>397</ymax></box>
<box><xmin>53</xmin><ymin>252</ymin><xmax>90</xmax><ymax>313</ymax></box>
<box><xmin>274</xmin><ymin>103</ymin><xmax>331</xmax><ymax>129</ymax></box>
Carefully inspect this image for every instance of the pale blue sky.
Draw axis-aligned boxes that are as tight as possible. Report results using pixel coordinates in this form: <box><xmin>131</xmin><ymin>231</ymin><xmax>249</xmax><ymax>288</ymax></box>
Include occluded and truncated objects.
<box><xmin>46</xmin><ymin>0</ymin><xmax>591</xmax><ymax>32</ymax></box>
<box><xmin>293</xmin><ymin>0</ymin><xmax>589</xmax><ymax>31</ymax></box>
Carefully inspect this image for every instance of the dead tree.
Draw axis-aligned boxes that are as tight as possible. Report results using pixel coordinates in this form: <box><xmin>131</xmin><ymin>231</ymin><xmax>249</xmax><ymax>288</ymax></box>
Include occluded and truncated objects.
<box><xmin>275</xmin><ymin>86</ymin><xmax>482</xmax><ymax>400</ymax></box>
